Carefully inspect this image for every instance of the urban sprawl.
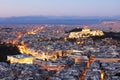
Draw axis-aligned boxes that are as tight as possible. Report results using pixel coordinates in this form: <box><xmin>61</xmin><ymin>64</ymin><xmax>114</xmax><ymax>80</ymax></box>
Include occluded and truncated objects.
<box><xmin>0</xmin><ymin>22</ymin><xmax>120</xmax><ymax>80</ymax></box>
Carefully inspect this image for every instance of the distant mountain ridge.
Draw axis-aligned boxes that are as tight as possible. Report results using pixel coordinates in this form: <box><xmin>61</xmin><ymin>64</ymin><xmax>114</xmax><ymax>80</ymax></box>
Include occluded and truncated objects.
<box><xmin>0</xmin><ymin>16</ymin><xmax>119</xmax><ymax>24</ymax></box>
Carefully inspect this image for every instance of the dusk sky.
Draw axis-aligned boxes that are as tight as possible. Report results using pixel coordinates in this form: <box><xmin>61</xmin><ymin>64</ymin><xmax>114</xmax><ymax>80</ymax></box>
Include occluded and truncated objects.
<box><xmin>0</xmin><ymin>0</ymin><xmax>120</xmax><ymax>17</ymax></box>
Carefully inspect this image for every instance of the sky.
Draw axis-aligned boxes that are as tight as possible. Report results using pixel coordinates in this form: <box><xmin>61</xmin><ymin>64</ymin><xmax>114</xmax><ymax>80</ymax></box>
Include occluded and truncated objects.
<box><xmin>0</xmin><ymin>0</ymin><xmax>120</xmax><ymax>17</ymax></box>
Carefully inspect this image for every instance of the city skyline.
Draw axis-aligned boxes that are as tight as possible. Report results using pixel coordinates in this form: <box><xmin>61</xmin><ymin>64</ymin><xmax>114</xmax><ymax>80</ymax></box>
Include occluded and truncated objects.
<box><xmin>0</xmin><ymin>0</ymin><xmax>120</xmax><ymax>17</ymax></box>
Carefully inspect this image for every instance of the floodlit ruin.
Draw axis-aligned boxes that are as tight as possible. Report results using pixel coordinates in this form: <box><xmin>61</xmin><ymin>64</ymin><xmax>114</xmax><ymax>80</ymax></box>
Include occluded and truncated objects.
<box><xmin>69</xmin><ymin>26</ymin><xmax>104</xmax><ymax>38</ymax></box>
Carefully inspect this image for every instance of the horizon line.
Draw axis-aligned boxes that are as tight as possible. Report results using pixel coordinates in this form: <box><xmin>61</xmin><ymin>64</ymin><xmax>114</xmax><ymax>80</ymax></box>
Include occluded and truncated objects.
<box><xmin>0</xmin><ymin>15</ymin><xmax>120</xmax><ymax>18</ymax></box>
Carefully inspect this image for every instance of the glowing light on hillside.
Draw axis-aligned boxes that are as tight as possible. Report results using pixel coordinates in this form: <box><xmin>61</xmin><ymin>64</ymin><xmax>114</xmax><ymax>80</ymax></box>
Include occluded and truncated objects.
<box><xmin>101</xmin><ymin>70</ymin><xmax>104</xmax><ymax>80</ymax></box>
<box><xmin>17</xmin><ymin>45</ymin><xmax>28</xmax><ymax>54</ymax></box>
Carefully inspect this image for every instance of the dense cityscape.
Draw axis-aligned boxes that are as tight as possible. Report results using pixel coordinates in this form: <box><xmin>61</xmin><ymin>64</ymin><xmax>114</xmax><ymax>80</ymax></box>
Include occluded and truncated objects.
<box><xmin>0</xmin><ymin>21</ymin><xmax>120</xmax><ymax>80</ymax></box>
